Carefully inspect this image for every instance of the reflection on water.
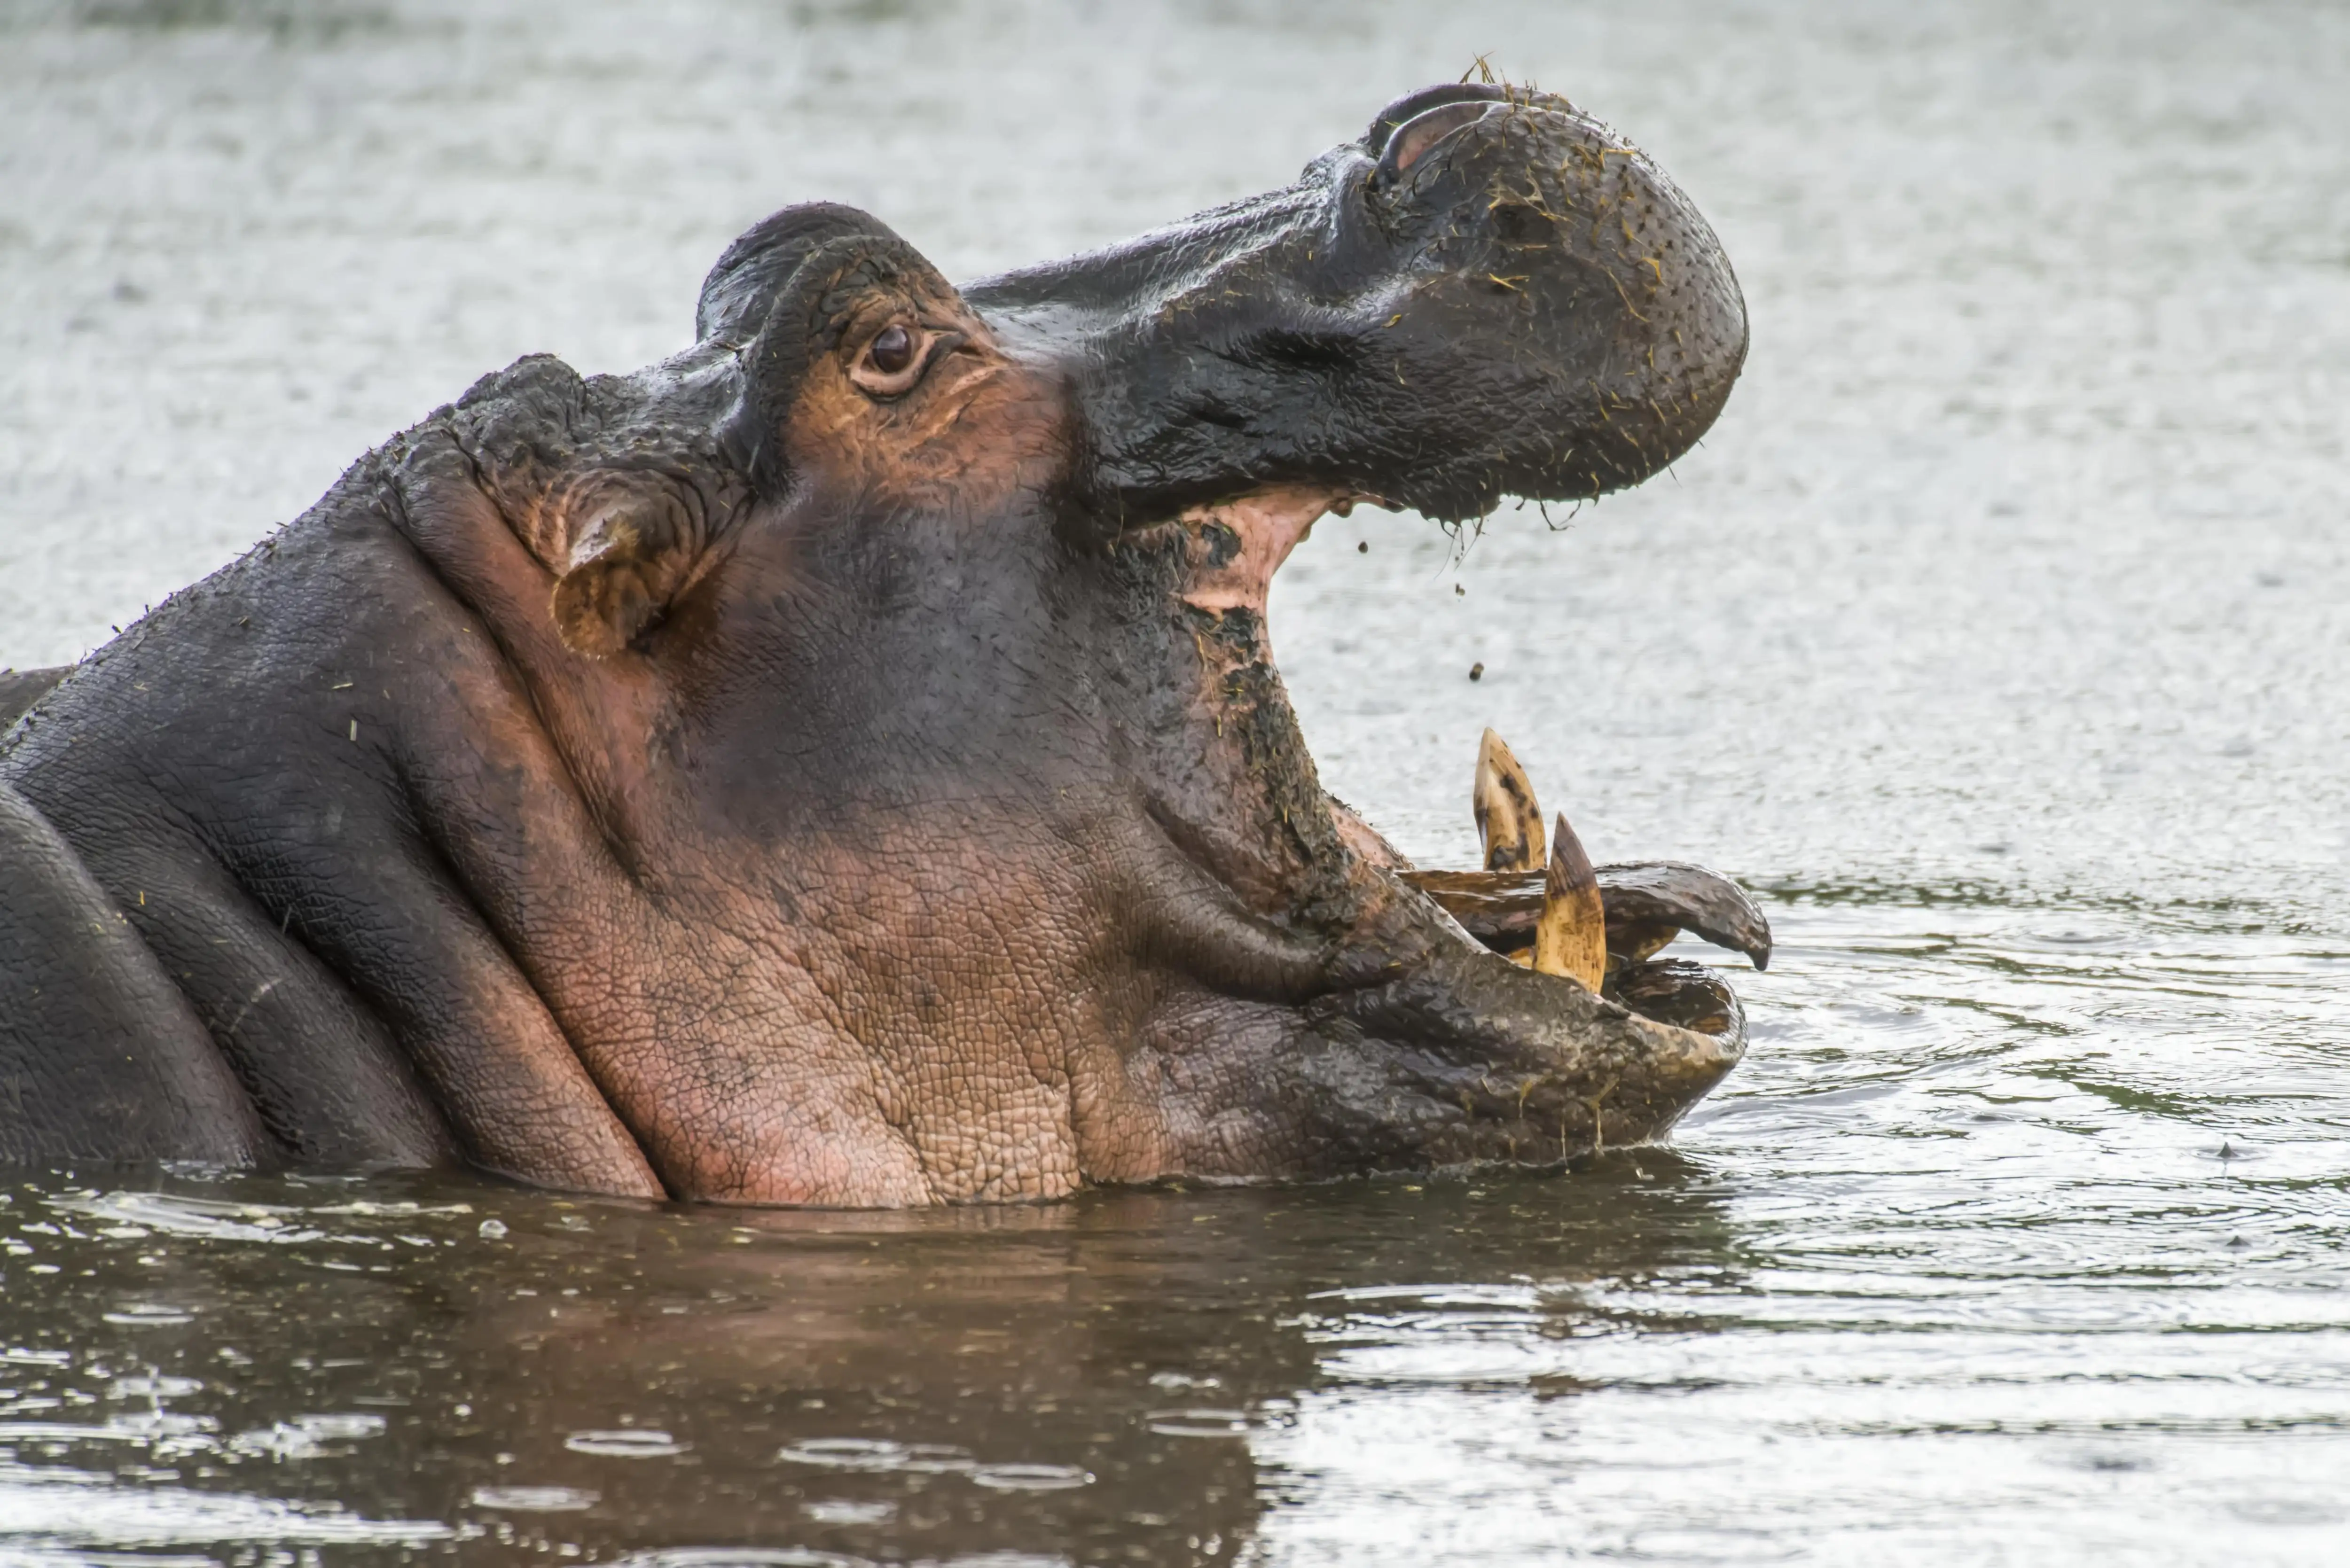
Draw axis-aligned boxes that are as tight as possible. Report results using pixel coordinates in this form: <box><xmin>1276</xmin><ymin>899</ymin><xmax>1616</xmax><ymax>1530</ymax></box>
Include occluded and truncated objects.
<box><xmin>3</xmin><ymin>0</ymin><xmax>2348</xmax><ymax>1562</ymax></box>
<box><xmin>0</xmin><ymin>1158</ymin><xmax>1723</xmax><ymax>1564</ymax></box>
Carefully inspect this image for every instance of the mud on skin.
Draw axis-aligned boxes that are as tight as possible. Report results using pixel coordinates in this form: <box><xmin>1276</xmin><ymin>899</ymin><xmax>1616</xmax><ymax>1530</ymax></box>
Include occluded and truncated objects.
<box><xmin>0</xmin><ymin>85</ymin><xmax>1756</xmax><ymax>1205</ymax></box>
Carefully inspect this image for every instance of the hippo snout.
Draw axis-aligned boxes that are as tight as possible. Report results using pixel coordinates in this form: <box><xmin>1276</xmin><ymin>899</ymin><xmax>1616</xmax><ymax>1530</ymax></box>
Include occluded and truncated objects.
<box><xmin>968</xmin><ymin>81</ymin><xmax>1749</xmax><ymax>525</ymax></box>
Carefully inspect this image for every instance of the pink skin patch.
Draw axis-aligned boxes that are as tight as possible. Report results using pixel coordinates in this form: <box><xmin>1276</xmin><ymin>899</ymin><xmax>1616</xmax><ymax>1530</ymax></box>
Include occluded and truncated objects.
<box><xmin>1177</xmin><ymin>485</ymin><xmax>1349</xmax><ymax>614</ymax></box>
<box><xmin>1330</xmin><ymin>798</ymin><xmax>1413</xmax><ymax>870</ymax></box>
<box><xmin>1171</xmin><ymin>484</ymin><xmax>1418</xmax><ymax>876</ymax></box>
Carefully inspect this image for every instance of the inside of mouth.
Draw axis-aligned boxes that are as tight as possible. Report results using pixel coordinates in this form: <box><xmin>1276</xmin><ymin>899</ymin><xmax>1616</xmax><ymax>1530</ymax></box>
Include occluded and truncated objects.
<box><xmin>1179</xmin><ymin>490</ymin><xmax>1760</xmax><ymax>1040</ymax></box>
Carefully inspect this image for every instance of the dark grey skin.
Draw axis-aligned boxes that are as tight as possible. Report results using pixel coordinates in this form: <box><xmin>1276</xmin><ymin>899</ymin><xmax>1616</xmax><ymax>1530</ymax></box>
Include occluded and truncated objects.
<box><xmin>0</xmin><ymin>85</ymin><xmax>1753</xmax><ymax>1204</ymax></box>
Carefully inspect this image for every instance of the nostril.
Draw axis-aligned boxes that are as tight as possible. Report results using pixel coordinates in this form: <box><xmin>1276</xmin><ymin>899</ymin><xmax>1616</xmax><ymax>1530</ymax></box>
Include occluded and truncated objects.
<box><xmin>1379</xmin><ymin>101</ymin><xmax>1495</xmax><ymax>180</ymax></box>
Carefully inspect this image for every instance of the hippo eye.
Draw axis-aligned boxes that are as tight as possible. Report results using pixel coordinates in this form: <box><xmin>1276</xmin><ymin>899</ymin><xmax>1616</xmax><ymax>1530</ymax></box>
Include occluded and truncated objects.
<box><xmin>849</xmin><ymin>320</ymin><xmax>938</xmax><ymax>398</ymax></box>
<box><xmin>869</xmin><ymin>324</ymin><xmax>914</xmax><ymax>374</ymax></box>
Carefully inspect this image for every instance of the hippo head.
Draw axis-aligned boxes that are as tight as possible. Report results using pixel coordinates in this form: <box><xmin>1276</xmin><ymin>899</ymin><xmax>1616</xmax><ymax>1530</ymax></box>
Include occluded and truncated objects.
<box><xmin>402</xmin><ymin>85</ymin><xmax>1752</xmax><ymax>1202</ymax></box>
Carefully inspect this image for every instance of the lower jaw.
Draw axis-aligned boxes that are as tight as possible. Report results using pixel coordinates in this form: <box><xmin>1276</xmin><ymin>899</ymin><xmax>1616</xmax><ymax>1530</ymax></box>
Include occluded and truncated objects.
<box><xmin>1152</xmin><ymin>486</ymin><xmax>1761</xmax><ymax>1048</ymax></box>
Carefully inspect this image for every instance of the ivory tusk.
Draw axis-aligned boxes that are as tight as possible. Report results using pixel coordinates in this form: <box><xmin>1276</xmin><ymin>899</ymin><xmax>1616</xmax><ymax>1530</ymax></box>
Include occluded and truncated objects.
<box><xmin>1473</xmin><ymin>727</ymin><xmax>1545</xmax><ymax>873</ymax></box>
<box><xmin>1532</xmin><ymin>811</ymin><xmax>1607</xmax><ymax>992</ymax></box>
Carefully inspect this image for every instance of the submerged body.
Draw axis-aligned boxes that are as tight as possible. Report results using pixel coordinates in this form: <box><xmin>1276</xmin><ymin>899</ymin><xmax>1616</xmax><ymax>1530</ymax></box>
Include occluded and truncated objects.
<box><xmin>0</xmin><ymin>86</ymin><xmax>1754</xmax><ymax>1204</ymax></box>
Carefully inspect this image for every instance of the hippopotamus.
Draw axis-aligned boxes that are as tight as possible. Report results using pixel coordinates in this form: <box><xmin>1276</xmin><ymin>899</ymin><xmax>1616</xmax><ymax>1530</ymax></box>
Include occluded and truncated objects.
<box><xmin>0</xmin><ymin>83</ymin><xmax>1758</xmax><ymax>1205</ymax></box>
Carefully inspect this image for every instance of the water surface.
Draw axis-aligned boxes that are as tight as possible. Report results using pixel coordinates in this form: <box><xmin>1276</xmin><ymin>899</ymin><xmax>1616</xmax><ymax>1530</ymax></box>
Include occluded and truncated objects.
<box><xmin>3</xmin><ymin>0</ymin><xmax>2347</xmax><ymax>1562</ymax></box>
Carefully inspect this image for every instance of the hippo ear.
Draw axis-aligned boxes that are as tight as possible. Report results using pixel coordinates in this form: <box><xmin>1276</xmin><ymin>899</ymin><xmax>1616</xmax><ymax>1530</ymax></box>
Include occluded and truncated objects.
<box><xmin>548</xmin><ymin>473</ymin><xmax>705</xmax><ymax>658</ymax></box>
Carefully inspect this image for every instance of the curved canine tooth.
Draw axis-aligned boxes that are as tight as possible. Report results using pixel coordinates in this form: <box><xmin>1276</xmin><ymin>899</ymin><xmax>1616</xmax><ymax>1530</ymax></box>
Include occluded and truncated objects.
<box><xmin>1532</xmin><ymin>812</ymin><xmax>1607</xmax><ymax>992</ymax></box>
<box><xmin>1400</xmin><ymin>860</ymin><xmax>1774</xmax><ymax>972</ymax></box>
<box><xmin>1473</xmin><ymin>727</ymin><xmax>1546</xmax><ymax>872</ymax></box>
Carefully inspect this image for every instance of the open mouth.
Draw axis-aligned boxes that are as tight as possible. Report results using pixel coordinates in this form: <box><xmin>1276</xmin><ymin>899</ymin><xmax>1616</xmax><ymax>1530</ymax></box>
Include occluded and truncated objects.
<box><xmin>1173</xmin><ymin>487</ymin><xmax>1769</xmax><ymax>1047</ymax></box>
<box><xmin>1170</xmin><ymin>486</ymin><xmax>1767</xmax><ymax>1053</ymax></box>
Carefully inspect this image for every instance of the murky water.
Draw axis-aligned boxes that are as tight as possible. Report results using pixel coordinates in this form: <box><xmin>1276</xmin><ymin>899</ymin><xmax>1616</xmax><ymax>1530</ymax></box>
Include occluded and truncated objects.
<box><xmin>4</xmin><ymin>0</ymin><xmax>2349</xmax><ymax>1561</ymax></box>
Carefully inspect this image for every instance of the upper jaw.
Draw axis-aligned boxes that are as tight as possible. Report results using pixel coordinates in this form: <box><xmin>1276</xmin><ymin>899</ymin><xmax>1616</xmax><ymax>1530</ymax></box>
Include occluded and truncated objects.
<box><xmin>967</xmin><ymin>86</ymin><xmax>1747</xmax><ymax>530</ymax></box>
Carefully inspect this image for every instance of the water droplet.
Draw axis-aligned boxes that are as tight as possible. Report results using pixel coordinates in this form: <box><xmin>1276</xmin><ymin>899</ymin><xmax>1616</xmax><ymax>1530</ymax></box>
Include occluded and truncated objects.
<box><xmin>565</xmin><ymin>1428</ymin><xmax>687</xmax><ymax>1458</ymax></box>
<box><xmin>108</xmin><ymin>1374</ymin><xmax>202</xmax><ymax>1400</ymax></box>
<box><xmin>971</xmin><ymin>1462</ymin><xmax>1093</xmax><ymax>1491</ymax></box>
<box><xmin>101</xmin><ymin>1303</ymin><xmax>193</xmax><ymax>1327</ymax></box>
<box><xmin>1148</xmin><ymin>1371</ymin><xmax>1222</xmax><ymax>1390</ymax></box>
<box><xmin>803</xmin><ymin>1499</ymin><xmax>897</xmax><ymax>1524</ymax></box>
<box><xmin>471</xmin><ymin>1484</ymin><xmax>599</xmax><ymax>1513</ymax></box>
<box><xmin>776</xmin><ymin>1436</ymin><xmax>972</xmax><ymax>1473</ymax></box>
<box><xmin>1145</xmin><ymin>1408</ymin><xmax>1251</xmax><ymax>1438</ymax></box>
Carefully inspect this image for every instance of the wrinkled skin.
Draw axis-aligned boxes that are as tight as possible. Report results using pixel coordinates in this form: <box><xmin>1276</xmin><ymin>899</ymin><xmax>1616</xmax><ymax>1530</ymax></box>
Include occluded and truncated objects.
<box><xmin>0</xmin><ymin>86</ymin><xmax>1751</xmax><ymax>1204</ymax></box>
